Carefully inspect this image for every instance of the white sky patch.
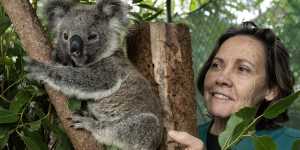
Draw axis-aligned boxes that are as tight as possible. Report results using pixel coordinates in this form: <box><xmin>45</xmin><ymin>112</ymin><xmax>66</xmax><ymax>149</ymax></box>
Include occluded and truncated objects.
<box><xmin>174</xmin><ymin>0</ymin><xmax>191</xmax><ymax>15</ymax></box>
<box><xmin>234</xmin><ymin>0</ymin><xmax>273</xmax><ymax>23</ymax></box>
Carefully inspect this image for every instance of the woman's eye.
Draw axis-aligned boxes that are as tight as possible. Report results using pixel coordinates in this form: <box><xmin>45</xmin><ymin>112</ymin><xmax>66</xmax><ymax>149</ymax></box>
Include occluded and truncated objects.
<box><xmin>210</xmin><ymin>62</ymin><xmax>220</xmax><ymax>70</ymax></box>
<box><xmin>63</xmin><ymin>32</ymin><xmax>69</xmax><ymax>40</ymax></box>
<box><xmin>238</xmin><ymin>66</ymin><xmax>251</xmax><ymax>73</ymax></box>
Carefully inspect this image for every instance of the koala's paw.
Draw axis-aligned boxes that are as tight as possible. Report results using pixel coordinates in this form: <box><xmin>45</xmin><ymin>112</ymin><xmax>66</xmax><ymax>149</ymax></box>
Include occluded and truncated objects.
<box><xmin>24</xmin><ymin>57</ymin><xmax>48</xmax><ymax>82</ymax></box>
<box><xmin>69</xmin><ymin>113</ymin><xmax>97</xmax><ymax>131</ymax></box>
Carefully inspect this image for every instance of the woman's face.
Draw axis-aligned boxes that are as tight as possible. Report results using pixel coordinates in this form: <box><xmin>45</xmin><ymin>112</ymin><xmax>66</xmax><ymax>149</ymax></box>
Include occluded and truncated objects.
<box><xmin>203</xmin><ymin>35</ymin><xmax>276</xmax><ymax>118</ymax></box>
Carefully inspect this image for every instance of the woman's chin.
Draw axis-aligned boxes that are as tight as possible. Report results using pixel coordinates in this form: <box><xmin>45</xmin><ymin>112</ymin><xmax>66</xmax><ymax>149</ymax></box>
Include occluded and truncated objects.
<box><xmin>208</xmin><ymin>108</ymin><xmax>232</xmax><ymax>119</ymax></box>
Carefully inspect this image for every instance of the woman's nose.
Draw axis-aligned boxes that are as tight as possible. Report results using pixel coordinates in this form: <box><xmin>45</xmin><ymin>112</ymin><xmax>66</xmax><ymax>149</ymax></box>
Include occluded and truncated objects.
<box><xmin>215</xmin><ymin>69</ymin><xmax>233</xmax><ymax>87</ymax></box>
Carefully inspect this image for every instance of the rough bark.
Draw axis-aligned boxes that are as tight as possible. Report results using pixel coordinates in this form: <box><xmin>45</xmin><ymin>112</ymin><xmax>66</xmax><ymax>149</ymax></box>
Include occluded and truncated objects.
<box><xmin>0</xmin><ymin>0</ymin><xmax>103</xmax><ymax>149</ymax></box>
<box><xmin>127</xmin><ymin>23</ymin><xmax>197</xmax><ymax>150</ymax></box>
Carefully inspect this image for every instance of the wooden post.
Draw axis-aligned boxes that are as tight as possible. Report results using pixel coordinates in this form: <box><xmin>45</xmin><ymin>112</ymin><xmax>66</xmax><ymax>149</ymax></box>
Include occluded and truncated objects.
<box><xmin>127</xmin><ymin>23</ymin><xmax>197</xmax><ymax>149</ymax></box>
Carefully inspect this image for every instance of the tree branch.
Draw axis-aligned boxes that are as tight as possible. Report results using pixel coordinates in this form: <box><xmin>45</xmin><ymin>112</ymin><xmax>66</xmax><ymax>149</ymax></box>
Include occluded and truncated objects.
<box><xmin>0</xmin><ymin>0</ymin><xmax>102</xmax><ymax>149</ymax></box>
<box><xmin>166</xmin><ymin>0</ymin><xmax>172</xmax><ymax>22</ymax></box>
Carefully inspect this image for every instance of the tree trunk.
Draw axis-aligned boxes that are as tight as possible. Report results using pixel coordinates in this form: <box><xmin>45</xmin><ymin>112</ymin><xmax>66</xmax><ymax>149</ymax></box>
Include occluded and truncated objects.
<box><xmin>0</xmin><ymin>0</ymin><xmax>103</xmax><ymax>149</ymax></box>
<box><xmin>127</xmin><ymin>23</ymin><xmax>197</xmax><ymax>150</ymax></box>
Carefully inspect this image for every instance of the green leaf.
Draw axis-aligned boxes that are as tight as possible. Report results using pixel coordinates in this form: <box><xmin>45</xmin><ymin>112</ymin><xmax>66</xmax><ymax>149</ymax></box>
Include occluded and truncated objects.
<box><xmin>67</xmin><ymin>98</ymin><xmax>81</xmax><ymax>111</ymax></box>
<box><xmin>199</xmin><ymin>0</ymin><xmax>209</xmax><ymax>5</ymax></box>
<box><xmin>0</xmin><ymin>127</ymin><xmax>10</xmax><ymax>149</ymax></box>
<box><xmin>252</xmin><ymin>136</ymin><xmax>277</xmax><ymax>150</ymax></box>
<box><xmin>20</xmin><ymin>129</ymin><xmax>48</xmax><ymax>150</ymax></box>
<box><xmin>189</xmin><ymin>0</ymin><xmax>197</xmax><ymax>12</ymax></box>
<box><xmin>107</xmin><ymin>145</ymin><xmax>120</xmax><ymax>150</ymax></box>
<box><xmin>28</xmin><ymin>120</ymin><xmax>41</xmax><ymax>131</ymax></box>
<box><xmin>0</xmin><ymin>107</ymin><xmax>19</xmax><ymax>124</ymax></box>
<box><xmin>0</xmin><ymin>15</ymin><xmax>11</xmax><ymax>35</ymax></box>
<box><xmin>145</xmin><ymin>9</ymin><xmax>164</xmax><ymax>21</ymax></box>
<box><xmin>219</xmin><ymin>107</ymin><xmax>257</xmax><ymax>148</ymax></box>
<box><xmin>229</xmin><ymin>121</ymin><xmax>254</xmax><ymax>145</ymax></box>
<box><xmin>9</xmin><ymin>90</ymin><xmax>32</xmax><ymax>113</ymax></box>
<box><xmin>235</xmin><ymin>107</ymin><xmax>257</xmax><ymax>119</ymax></box>
<box><xmin>25</xmin><ymin>101</ymin><xmax>46</xmax><ymax>121</ymax></box>
<box><xmin>51</xmin><ymin>125</ymin><xmax>73</xmax><ymax>150</ymax></box>
<box><xmin>219</xmin><ymin>114</ymin><xmax>243</xmax><ymax>148</ymax></box>
<box><xmin>263</xmin><ymin>91</ymin><xmax>300</xmax><ymax>119</ymax></box>
<box><xmin>292</xmin><ymin>139</ymin><xmax>300</xmax><ymax>150</ymax></box>
<box><xmin>132</xmin><ymin>0</ymin><xmax>143</xmax><ymax>4</ymax></box>
<box><xmin>6</xmin><ymin>41</ymin><xmax>25</xmax><ymax>57</ymax></box>
<box><xmin>129</xmin><ymin>12</ymin><xmax>144</xmax><ymax>21</ymax></box>
<box><xmin>25</xmin><ymin>85</ymin><xmax>46</xmax><ymax>97</ymax></box>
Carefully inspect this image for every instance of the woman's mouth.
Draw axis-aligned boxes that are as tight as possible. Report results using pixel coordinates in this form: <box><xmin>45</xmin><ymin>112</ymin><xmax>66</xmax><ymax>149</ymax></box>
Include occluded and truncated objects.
<box><xmin>211</xmin><ymin>91</ymin><xmax>233</xmax><ymax>101</ymax></box>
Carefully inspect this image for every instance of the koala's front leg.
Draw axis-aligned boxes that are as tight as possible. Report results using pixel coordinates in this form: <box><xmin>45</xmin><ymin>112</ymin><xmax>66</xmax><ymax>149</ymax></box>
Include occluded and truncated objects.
<box><xmin>24</xmin><ymin>57</ymin><xmax>53</xmax><ymax>82</ymax></box>
<box><xmin>25</xmin><ymin>57</ymin><xmax>125</xmax><ymax>100</ymax></box>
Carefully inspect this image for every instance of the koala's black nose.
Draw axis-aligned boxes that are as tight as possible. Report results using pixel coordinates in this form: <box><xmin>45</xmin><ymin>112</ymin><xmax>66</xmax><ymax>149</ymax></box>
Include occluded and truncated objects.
<box><xmin>70</xmin><ymin>35</ymin><xmax>83</xmax><ymax>56</ymax></box>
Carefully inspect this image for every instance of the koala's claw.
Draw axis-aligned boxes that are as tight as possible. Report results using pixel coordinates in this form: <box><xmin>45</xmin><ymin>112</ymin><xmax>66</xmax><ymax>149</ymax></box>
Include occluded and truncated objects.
<box><xmin>24</xmin><ymin>56</ymin><xmax>49</xmax><ymax>82</ymax></box>
<box><xmin>73</xmin><ymin>110</ymin><xmax>90</xmax><ymax>116</ymax></box>
<box><xmin>69</xmin><ymin>114</ymin><xmax>96</xmax><ymax>130</ymax></box>
<box><xmin>23</xmin><ymin>56</ymin><xmax>32</xmax><ymax>63</ymax></box>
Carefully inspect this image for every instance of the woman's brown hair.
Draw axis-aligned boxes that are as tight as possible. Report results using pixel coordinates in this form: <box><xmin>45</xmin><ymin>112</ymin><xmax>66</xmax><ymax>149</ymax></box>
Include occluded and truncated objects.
<box><xmin>197</xmin><ymin>21</ymin><xmax>295</xmax><ymax>130</ymax></box>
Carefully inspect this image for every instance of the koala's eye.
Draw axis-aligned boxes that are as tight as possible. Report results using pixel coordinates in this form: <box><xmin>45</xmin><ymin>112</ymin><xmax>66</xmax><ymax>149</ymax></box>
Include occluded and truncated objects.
<box><xmin>88</xmin><ymin>33</ymin><xmax>98</xmax><ymax>41</ymax></box>
<box><xmin>63</xmin><ymin>32</ymin><xmax>69</xmax><ymax>40</ymax></box>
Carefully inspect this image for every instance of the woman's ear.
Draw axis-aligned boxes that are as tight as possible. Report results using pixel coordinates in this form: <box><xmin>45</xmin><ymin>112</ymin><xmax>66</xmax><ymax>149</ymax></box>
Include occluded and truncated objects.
<box><xmin>265</xmin><ymin>86</ymin><xmax>279</xmax><ymax>101</ymax></box>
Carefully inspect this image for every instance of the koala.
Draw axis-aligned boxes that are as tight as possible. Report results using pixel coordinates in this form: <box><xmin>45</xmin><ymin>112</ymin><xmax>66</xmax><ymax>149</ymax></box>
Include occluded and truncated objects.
<box><xmin>25</xmin><ymin>0</ymin><xmax>163</xmax><ymax>149</ymax></box>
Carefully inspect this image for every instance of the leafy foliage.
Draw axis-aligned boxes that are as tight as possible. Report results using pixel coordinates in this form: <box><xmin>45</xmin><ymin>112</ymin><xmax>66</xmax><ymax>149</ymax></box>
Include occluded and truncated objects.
<box><xmin>219</xmin><ymin>91</ymin><xmax>300</xmax><ymax>150</ymax></box>
<box><xmin>0</xmin><ymin>3</ymin><xmax>73</xmax><ymax>150</ymax></box>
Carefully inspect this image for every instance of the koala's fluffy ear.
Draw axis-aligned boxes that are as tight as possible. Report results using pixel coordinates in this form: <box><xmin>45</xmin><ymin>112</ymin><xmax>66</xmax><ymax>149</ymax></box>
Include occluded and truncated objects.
<box><xmin>43</xmin><ymin>0</ymin><xmax>76</xmax><ymax>29</ymax></box>
<box><xmin>96</xmin><ymin>0</ymin><xmax>128</xmax><ymax>23</ymax></box>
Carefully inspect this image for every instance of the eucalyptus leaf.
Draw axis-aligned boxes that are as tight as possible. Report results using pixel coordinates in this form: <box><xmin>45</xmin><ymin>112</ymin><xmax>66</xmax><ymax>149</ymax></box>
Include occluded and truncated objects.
<box><xmin>219</xmin><ymin>114</ymin><xmax>243</xmax><ymax>148</ymax></box>
<box><xmin>28</xmin><ymin>120</ymin><xmax>41</xmax><ymax>131</ymax></box>
<box><xmin>252</xmin><ymin>136</ymin><xmax>277</xmax><ymax>150</ymax></box>
<box><xmin>0</xmin><ymin>127</ymin><xmax>10</xmax><ymax>149</ymax></box>
<box><xmin>132</xmin><ymin>0</ymin><xmax>143</xmax><ymax>4</ymax></box>
<box><xmin>0</xmin><ymin>107</ymin><xmax>19</xmax><ymax>124</ymax></box>
<box><xmin>25</xmin><ymin>85</ymin><xmax>46</xmax><ymax>97</ymax></box>
<box><xmin>189</xmin><ymin>0</ymin><xmax>197</xmax><ymax>12</ymax></box>
<box><xmin>292</xmin><ymin>139</ymin><xmax>300</xmax><ymax>150</ymax></box>
<box><xmin>230</xmin><ymin>121</ymin><xmax>254</xmax><ymax>145</ymax></box>
<box><xmin>51</xmin><ymin>125</ymin><xmax>73</xmax><ymax>150</ymax></box>
<box><xmin>236</xmin><ymin>107</ymin><xmax>257</xmax><ymax>119</ymax></box>
<box><xmin>219</xmin><ymin>107</ymin><xmax>256</xmax><ymax>148</ymax></box>
<box><xmin>20</xmin><ymin>129</ymin><xmax>48</xmax><ymax>150</ymax></box>
<box><xmin>9</xmin><ymin>90</ymin><xmax>32</xmax><ymax>113</ymax></box>
<box><xmin>145</xmin><ymin>9</ymin><xmax>164</xmax><ymax>21</ymax></box>
<box><xmin>107</xmin><ymin>145</ymin><xmax>120</xmax><ymax>150</ymax></box>
<box><xmin>0</xmin><ymin>15</ymin><xmax>11</xmax><ymax>35</ymax></box>
<box><xmin>129</xmin><ymin>12</ymin><xmax>144</xmax><ymax>21</ymax></box>
<box><xmin>263</xmin><ymin>91</ymin><xmax>300</xmax><ymax>119</ymax></box>
<box><xmin>26</xmin><ymin>101</ymin><xmax>46</xmax><ymax>121</ymax></box>
<box><xmin>6</xmin><ymin>41</ymin><xmax>25</xmax><ymax>57</ymax></box>
<box><xmin>68</xmin><ymin>98</ymin><xmax>82</xmax><ymax>111</ymax></box>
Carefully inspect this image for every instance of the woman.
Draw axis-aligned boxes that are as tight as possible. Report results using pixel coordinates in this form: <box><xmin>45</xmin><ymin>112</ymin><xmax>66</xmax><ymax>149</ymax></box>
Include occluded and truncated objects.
<box><xmin>169</xmin><ymin>22</ymin><xmax>300</xmax><ymax>150</ymax></box>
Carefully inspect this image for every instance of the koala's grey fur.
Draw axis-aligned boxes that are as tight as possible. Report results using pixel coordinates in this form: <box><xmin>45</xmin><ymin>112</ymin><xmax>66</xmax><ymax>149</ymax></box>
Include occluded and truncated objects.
<box><xmin>25</xmin><ymin>0</ymin><xmax>163</xmax><ymax>149</ymax></box>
